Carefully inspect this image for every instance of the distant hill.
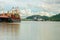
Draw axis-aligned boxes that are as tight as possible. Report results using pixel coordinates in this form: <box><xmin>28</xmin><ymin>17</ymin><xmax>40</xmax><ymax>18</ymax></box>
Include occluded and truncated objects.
<box><xmin>50</xmin><ymin>14</ymin><xmax>60</xmax><ymax>21</ymax></box>
<box><xmin>26</xmin><ymin>15</ymin><xmax>49</xmax><ymax>21</ymax></box>
<box><xmin>22</xmin><ymin>14</ymin><xmax>60</xmax><ymax>21</ymax></box>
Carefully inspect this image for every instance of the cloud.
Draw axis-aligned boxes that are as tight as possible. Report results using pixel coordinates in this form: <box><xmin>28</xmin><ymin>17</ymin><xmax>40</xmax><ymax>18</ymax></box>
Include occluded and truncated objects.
<box><xmin>20</xmin><ymin>9</ymin><xmax>33</xmax><ymax>16</ymax></box>
<box><xmin>0</xmin><ymin>0</ymin><xmax>60</xmax><ymax>18</ymax></box>
<box><xmin>42</xmin><ymin>0</ymin><xmax>60</xmax><ymax>4</ymax></box>
<box><xmin>34</xmin><ymin>2</ymin><xmax>60</xmax><ymax>14</ymax></box>
<box><xmin>20</xmin><ymin>8</ymin><xmax>56</xmax><ymax>17</ymax></box>
<box><xmin>39</xmin><ymin>12</ymin><xmax>56</xmax><ymax>16</ymax></box>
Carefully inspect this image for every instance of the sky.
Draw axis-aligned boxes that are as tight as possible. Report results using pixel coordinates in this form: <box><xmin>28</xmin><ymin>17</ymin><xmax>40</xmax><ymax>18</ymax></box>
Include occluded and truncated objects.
<box><xmin>0</xmin><ymin>0</ymin><xmax>60</xmax><ymax>17</ymax></box>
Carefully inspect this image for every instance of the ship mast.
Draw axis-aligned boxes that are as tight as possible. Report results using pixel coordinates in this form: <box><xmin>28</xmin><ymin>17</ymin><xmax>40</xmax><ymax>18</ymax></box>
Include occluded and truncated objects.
<box><xmin>2</xmin><ymin>8</ymin><xmax>4</xmax><ymax>16</ymax></box>
<box><xmin>12</xmin><ymin>7</ymin><xmax>20</xmax><ymax>14</ymax></box>
<box><xmin>12</xmin><ymin>7</ymin><xmax>15</xmax><ymax>14</ymax></box>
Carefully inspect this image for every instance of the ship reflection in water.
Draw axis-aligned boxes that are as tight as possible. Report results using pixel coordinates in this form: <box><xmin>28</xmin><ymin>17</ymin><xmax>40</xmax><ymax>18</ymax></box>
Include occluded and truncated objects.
<box><xmin>0</xmin><ymin>23</ymin><xmax>20</xmax><ymax>40</ymax></box>
<box><xmin>0</xmin><ymin>21</ymin><xmax>60</xmax><ymax>40</ymax></box>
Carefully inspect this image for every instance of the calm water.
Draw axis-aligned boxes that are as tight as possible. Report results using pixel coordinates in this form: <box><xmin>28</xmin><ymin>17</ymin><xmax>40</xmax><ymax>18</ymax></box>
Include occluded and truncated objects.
<box><xmin>0</xmin><ymin>21</ymin><xmax>60</xmax><ymax>40</ymax></box>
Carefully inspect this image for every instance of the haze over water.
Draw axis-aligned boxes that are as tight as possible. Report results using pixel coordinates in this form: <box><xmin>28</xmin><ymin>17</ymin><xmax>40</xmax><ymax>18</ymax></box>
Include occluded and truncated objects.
<box><xmin>0</xmin><ymin>21</ymin><xmax>60</xmax><ymax>40</ymax></box>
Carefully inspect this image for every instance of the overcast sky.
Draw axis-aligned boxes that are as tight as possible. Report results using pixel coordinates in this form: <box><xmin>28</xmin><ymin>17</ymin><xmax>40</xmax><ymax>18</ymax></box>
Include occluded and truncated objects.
<box><xmin>0</xmin><ymin>0</ymin><xmax>60</xmax><ymax>17</ymax></box>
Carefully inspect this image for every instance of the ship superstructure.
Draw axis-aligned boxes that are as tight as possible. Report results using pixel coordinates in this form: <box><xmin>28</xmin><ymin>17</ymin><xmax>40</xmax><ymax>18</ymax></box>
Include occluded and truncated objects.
<box><xmin>0</xmin><ymin>7</ymin><xmax>21</xmax><ymax>22</ymax></box>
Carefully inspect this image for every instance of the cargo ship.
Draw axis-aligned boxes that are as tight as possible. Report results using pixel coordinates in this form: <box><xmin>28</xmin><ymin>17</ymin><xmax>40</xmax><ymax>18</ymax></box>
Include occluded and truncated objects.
<box><xmin>0</xmin><ymin>7</ymin><xmax>21</xmax><ymax>22</ymax></box>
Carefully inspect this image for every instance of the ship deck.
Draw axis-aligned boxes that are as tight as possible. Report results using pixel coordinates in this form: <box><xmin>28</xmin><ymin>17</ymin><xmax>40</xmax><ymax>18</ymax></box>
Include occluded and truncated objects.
<box><xmin>0</xmin><ymin>16</ymin><xmax>9</xmax><ymax>18</ymax></box>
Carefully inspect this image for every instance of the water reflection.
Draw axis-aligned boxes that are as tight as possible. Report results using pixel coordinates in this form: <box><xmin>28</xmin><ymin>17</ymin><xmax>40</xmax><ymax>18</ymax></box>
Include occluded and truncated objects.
<box><xmin>0</xmin><ymin>23</ymin><xmax>20</xmax><ymax>40</ymax></box>
<box><xmin>0</xmin><ymin>21</ymin><xmax>60</xmax><ymax>40</ymax></box>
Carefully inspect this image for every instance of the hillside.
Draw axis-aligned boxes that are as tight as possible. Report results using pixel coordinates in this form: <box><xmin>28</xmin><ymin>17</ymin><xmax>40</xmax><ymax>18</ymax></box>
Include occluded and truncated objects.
<box><xmin>50</xmin><ymin>14</ymin><xmax>60</xmax><ymax>21</ymax></box>
<box><xmin>22</xmin><ymin>14</ymin><xmax>60</xmax><ymax>21</ymax></box>
<box><xmin>26</xmin><ymin>15</ymin><xmax>49</xmax><ymax>21</ymax></box>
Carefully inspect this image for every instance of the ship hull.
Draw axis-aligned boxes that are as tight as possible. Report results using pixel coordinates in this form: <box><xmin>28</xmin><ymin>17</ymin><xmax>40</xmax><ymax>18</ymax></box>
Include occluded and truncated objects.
<box><xmin>0</xmin><ymin>18</ymin><xmax>12</xmax><ymax>22</ymax></box>
<box><xmin>0</xmin><ymin>18</ymin><xmax>21</xmax><ymax>22</ymax></box>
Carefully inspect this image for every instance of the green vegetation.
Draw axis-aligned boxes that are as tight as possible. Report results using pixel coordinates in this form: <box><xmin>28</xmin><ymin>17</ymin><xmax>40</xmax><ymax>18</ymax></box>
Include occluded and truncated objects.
<box><xmin>21</xmin><ymin>14</ymin><xmax>60</xmax><ymax>21</ymax></box>
<box><xmin>26</xmin><ymin>15</ymin><xmax>49</xmax><ymax>21</ymax></box>
<box><xmin>50</xmin><ymin>14</ymin><xmax>60</xmax><ymax>21</ymax></box>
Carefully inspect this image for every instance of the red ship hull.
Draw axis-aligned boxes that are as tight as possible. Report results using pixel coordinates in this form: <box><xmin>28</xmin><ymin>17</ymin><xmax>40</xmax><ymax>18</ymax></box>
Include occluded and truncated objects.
<box><xmin>0</xmin><ymin>13</ymin><xmax>21</xmax><ymax>22</ymax></box>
